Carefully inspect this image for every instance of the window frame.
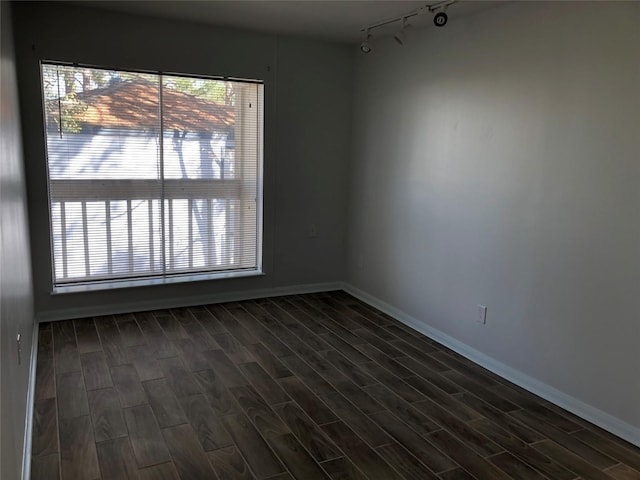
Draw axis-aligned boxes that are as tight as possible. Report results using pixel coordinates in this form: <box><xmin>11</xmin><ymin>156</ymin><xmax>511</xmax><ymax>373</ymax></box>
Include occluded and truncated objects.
<box><xmin>40</xmin><ymin>62</ymin><xmax>265</xmax><ymax>293</ymax></box>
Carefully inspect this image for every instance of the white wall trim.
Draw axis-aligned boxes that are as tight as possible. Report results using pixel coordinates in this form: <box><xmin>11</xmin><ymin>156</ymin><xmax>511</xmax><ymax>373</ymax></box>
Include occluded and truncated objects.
<box><xmin>35</xmin><ymin>281</ymin><xmax>344</xmax><ymax>323</ymax></box>
<box><xmin>343</xmin><ymin>283</ymin><xmax>640</xmax><ymax>448</ymax></box>
<box><xmin>21</xmin><ymin>322</ymin><xmax>38</xmax><ymax>480</ymax></box>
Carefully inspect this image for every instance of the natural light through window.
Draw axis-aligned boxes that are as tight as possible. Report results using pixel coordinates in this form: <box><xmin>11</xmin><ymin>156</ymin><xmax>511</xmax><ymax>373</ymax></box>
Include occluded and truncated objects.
<box><xmin>42</xmin><ymin>63</ymin><xmax>264</xmax><ymax>290</ymax></box>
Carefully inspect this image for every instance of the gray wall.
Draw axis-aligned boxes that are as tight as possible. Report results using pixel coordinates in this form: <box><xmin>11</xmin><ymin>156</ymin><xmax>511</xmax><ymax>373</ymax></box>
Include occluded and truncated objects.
<box><xmin>13</xmin><ymin>2</ymin><xmax>352</xmax><ymax>320</ymax></box>
<box><xmin>1</xmin><ymin>2</ymin><xmax>36</xmax><ymax>479</ymax></box>
<box><xmin>347</xmin><ymin>2</ymin><xmax>640</xmax><ymax>434</ymax></box>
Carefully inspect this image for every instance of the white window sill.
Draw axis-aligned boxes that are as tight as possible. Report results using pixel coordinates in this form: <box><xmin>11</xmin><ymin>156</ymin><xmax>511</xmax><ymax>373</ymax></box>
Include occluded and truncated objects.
<box><xmin>52</xmin><ymin>269</ymin><xmax>265</xmax><ymax>295</ymax></box>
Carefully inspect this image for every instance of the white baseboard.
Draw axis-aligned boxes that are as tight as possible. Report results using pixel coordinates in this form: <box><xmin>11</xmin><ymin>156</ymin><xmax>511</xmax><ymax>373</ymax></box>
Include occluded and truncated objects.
<box><xmin>35</xmin><ymin>281</ymin><xmax>344</xmax><ymax>323</ymax></box>
<box><xmin>343</xmin><ymin>283</ymin><xmax>640</xmax><ymax>448</ymax></box>
<box><xmin>21</xmin><ymin>322</ymin><xmax>39</xmax><ymax>480</ymax></box>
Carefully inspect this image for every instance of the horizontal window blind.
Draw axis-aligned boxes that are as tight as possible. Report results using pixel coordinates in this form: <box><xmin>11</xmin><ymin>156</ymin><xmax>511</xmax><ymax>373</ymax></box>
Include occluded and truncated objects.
<box><xmin>42</xmin><ymin>63</ymin><xmax>263</xmax><ymax>287</ymax></box>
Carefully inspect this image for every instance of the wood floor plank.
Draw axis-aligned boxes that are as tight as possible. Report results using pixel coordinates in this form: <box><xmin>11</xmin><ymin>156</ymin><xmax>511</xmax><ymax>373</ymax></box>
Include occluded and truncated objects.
<box><xmin>278</xmin><ymin>376</ymin><xmax>338</xmax><ymax>425</ymax></box>
<box><xmin>320</xmin><ymin>349</ymin><xmax>377</xmax><ymax>387</ymax></box>
<box><xmin>356</xmin><ymin>343</ymin><xmax>414</xmax><ymax>378</ymax></box>
<box><xmin>59</xmin><ymin>415</ymin><xmax>100</xmax><ymax>480</ymax></box>
<box><xmin>211</xmin><ymin>303</ymin><xmax>261</xmax><ymax>346</ymax></box>
<box><xmin>369</xmin><ymin>410</ymin><xmax>457</xmax><ymax>474</ymax></box>
<box><xmin>404</xmin><ymin>375</ymin><xmax>483</xmax><ymax>422</ymax></box>
<box><xmin>201</xmin><ymin>373</ymin><xmax>240</xmax><ymax>416</ymax></box>
<box><xmin>111</xmin><ymin>364</ymin><xmax>147</xmax><ymax>408</ymax></box>
<box><xmin>245</xmin><ymin>342</ymin><xmax>293</xmax><ymax>379</ymax></box>
<box><xmin>124</xmin><ymin>404</ymin><xmax>171</xmax><ymax>468</ymax></box>
<box><xmin>375</xmin><ymin>442</ymin><xmax>440</xmax><ymax>480</ymax></box>
<box><xmin>74</xmin><ymin>318</ymin><xmax>102</xmax><ymax>354</ymax></box>
<box><xmin>358</xmin><ymin>361</ymin><xmax>426</xmax><ymax>403</ymax></box>
<box><xmin>127</xmin><ymin>344</ymin><xmax>164</xmax><ymax>382</ymax></box>
<box><xmin>179</xmin><ymin>393</ymin><xmax>233</xmax><ymax>451</ymax></box>
<box><xmin>438</xmin><ymin>468</ymin><xmax>477</xmax><ymax>480</ymax></box>
<box><xmin>521</xmin><ymin>402</ymin><xmax>585</xmax><ymax>435</ymax></box>
<box><xmin>397</xmin><ymin>354</ymin><xmax>457</xmax><ymax>384</ymax></box>
<box><xmin>143</xmin><ymin>378</ymin><xmax>188</xmax><ymax>428</ymax></box>
<box><xmin>267</xmin><ymin>432</ymin><xmax>332</xmax><ymax>480</ymax></box>
<box><xmin>158</xmin><ymin>355</ymin><xmax>201</xmax><ymax>398</ymax></box>
<box><xmin>208</xmin><ymin>446</ymin><xmax>256</xmax><ymax>480</ymax></box>
<box><xmin>96</xmin><ymin>436</ymin><xmax>140</xmax><ymax>480</ymax></box>
<box><xmin>427</xmin><ymin>429</ymin><xmax>511</xmax><ymax>480</ymax></box>
<box><xmin>137</xmin><ymin>462</ymin><xmax>180</xmax><ymax>480</ymax></box>
<box><xmin>319</xmin><ymin>392</ymin><xmax>392</xmax><ymax>448</ymax></box>
<box><xmin>175</xmin><ymin>338</ymin><xmax>211</xmax><ymax>372</ymax></box>
<box><xmin>487</xmin><ymin>451</ymin><xmax>548</xmax><ymax>480</ymax></box>
<box><xmin>605</xmin><ymin>464</ymin><xmax>640</xmax><ymax>480</ymax></box>
<box><xmin>95</xmin><ymin>315</ymin><xmax>129</xmax><ymax>366</ymax></box>
<box><xmin>280</xmin><ymin>354</ymin><xmax>335</xmax><ymax>396</ymax></box>
<box><xmin>459</xmin><ymin>392</ymin><xmax>544</xmax><ymax>443</ymax></box>
<box><xmin>52</xmin><ymin>320</ymin><xmax>81</xmax><ymax>374</ymax></box>
<box><xmin>215</xmin><ymin>332</ymin><xmax>256</xmax><ymax>363</ymax></box>
<box><xmin>162</xmin><ymin>423</ymin><xmax>215</xmax><ymax>480</ymax></box>
<box><xmin>573</xmin><ymin>429</ymin><xmax>640</xmax><ymax>472</ymax></box>
<box><xmin>31</xmin><ymin>453</ymin><xmax>60</xmax><ymax>480</ymax></box>
<box><xmin>318</xmin><ymin>332</ymin><xmax>372</xmax><ymax>364</ymax></box>
<box><xmin>321</xmin><ymin>421</ymin><xmax>403</xmax><ymax>480</ymax></box>
<box><xmin>412</xmin><ymin>398</ymin><xmax>503</xmax><ymax>457</ymax></box>
<box><xmin>32</xmin><ymin>398</ymin><xmax>59</xmax><ymax>457</ymax></box>
<box><xmin>222</xmin><ymin>413</ymin><xmax>286</xmax><ymax>479</ymax></box>
<box><xmin>431</xmin><ymin>351</ymin><xmax>500</xmax><ymax>387</ymax></box>
<box><xmin>468</xmin><ymin>416</ymin><xmax>576</xmax><ymax>480</ymax></box>
<box><xmin>230</xmin><ymin>385</ymin><xmax>290</xmax><ymax>438</ymax></box>
<box><xmin>135</xmin><ymin>311</ymin><xmax>177</xmax><ymax>359</ymax></box>
<box><xmin>56</xmin><ymin>371</ymin><xmax>90</xmax><ymax>420</ymax></box>
<box><xmin>274</xmin><ymin>401</ymin><xmax>342</xmax><ymax>462</ymax></box>
<box><xmin>533</xmin><ymin>439</ymin><xmax>615</xmax><ymax>480</ymax></box>
<box><xmin>80</xmin><ymin>351</ymin><xmax>113</xmax><ymax>391</ymax></box>
<box><xmin>512</xmin><ymin>409</ymin><xmax>618</xmax><ymax>469</ymax></box>
<box><xmin>354</xmin><ymin>328</ymin><xmax>405</xmax><ymax>357</ymax></box>
<box><xmin>204</xmin><ymin>348</ymin><xmax>249</xmax><ymax>387</ymax></box>
<box><xmin>442</xmin><ymin>370</ymin><xmax>519</xmax><ymax>412</ymax></box>
<box><xmin>117</xmin><ymin>318</ymin><xmax>146</xmax><ymax>347</ymax></box>
<box><xmin>87</xmin><ymin>388</ymin><xmax>128</xmax><ymax>443</ymax></box>
<box><xmin>239</xmin><ymin>361</ymin><xmax>290</xmax><ymax>405</ymax></box>
<box><xmin>319</xmin><ymin>457</ymin><xmax>368</xmax><ymax>480</ymax></box>
<box><xmin>35</xmin><ymin>327</ymin><xmax>56</xmax><ymax>400</ymax></box>
<box><xmin>363</xmin><ymin>383</ymin><xmax>440</xmax><ymax>438</ymax></box>
<box><xmin>173</xmin><ymin>307</ymin><xmax>220</xmax><ymax>352</ymax></box>
<box><xmin>155</xmin><ymin>312</ymin><xmax>190</xmax><ymax>341</ymax></box>
<box><xmin>238</xmin><ymin>309</ymin><xmax>295</xmax><ymax>358</ymax></box>
<box><xmin>197</xmin><ymin>305</ymin><xmax>234</xmax><ymax>336</ymax></box>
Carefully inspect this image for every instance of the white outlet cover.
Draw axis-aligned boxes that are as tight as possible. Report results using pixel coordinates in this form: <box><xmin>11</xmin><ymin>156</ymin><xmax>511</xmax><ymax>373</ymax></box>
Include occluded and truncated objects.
<box><xmin>477</xmin><ymin>305</ymin><xmax>487</xmax><ymax>324</ymax></box>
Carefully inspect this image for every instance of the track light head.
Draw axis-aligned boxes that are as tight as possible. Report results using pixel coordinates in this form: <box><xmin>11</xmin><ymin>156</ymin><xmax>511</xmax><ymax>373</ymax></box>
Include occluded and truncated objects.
<box><xmin>394</xmin><ymin>17</ymin><xmax>408</xmax><ymax>45</ymax></box>
<box><xmin>434</xmin><ymin>11</ymin><xmax>448</xmax><ymax>27</ymax></box>
<box><xmin>360</xmin><ymin>31</ymin><xmax>373</xmax><ymax>53</ymax></box>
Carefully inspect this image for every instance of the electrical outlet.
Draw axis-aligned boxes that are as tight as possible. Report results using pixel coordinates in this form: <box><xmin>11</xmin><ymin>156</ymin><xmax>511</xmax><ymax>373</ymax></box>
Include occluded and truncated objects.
<box><xmin>16</xmin><ymin>332</ymin><xmax>22</xmax><ymax>365</ymax></box>
<box><xmin>477</xmin><ymin>305</ymin><xmax>487</xmax><ymax>324</ymax></box>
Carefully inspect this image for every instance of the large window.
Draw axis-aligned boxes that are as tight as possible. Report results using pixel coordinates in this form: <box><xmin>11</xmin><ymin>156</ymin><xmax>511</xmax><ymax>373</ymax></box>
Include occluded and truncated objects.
<box><xmin>41</xmin><ymin>63</ymin><xmax>263</xmax><ymax>290</ymax></box>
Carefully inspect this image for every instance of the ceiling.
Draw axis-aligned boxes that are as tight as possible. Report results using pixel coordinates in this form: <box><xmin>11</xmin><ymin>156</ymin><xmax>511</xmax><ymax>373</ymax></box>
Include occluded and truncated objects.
<box><xmin>79</xmin><ymin>1</ymin><xmax>502</xmax><ymax>43</ymax></box>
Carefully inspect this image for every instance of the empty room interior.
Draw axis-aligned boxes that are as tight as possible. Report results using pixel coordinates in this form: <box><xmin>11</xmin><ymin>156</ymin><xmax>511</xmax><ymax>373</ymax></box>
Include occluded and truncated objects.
<box><xmin>1</xmin><ymin>1</ymin><xmax>639</xmax><ymax>479</ymax></box>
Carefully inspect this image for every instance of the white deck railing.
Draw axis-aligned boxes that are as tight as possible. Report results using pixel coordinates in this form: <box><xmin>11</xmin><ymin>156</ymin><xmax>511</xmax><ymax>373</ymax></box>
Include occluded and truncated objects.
<box><xmin>50</xmin><ymin>179</ymin><xmax>245</xmax><ymax>284</ymax></box>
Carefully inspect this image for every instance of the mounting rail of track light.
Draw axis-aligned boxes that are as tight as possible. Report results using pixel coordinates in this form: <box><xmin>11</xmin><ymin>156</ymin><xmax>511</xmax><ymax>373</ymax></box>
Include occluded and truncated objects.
<box><xmin>360</xmin><ymin>0</ymin><xmax>456</xmax><ymax>53</ymax></box>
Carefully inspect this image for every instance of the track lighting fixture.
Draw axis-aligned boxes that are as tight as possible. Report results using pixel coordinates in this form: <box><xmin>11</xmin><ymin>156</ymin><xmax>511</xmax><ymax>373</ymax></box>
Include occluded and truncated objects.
<box><xmin>359</xmin><ymin>0</ymin><xmax>456</xmax><ymax>53</ymax></box>
<box><xmin>360</xmin><ymin>29</ymin><xmax>373</xmax><ymax>53</ymax></box>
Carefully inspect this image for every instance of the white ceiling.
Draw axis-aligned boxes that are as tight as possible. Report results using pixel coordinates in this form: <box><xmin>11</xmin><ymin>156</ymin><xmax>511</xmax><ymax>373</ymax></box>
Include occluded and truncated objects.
<box><xmin>79</xmin><ymin>1</ymin><xmax>502</xmax><ymax>43</ymax></box>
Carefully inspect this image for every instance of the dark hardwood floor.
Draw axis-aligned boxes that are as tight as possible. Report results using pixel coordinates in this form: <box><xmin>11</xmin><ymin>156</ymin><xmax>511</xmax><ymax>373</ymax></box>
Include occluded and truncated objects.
<box><xmin>31</xmin><ymin>291</ymin><xmax>640</xmax><ymax>479</ymax></box>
